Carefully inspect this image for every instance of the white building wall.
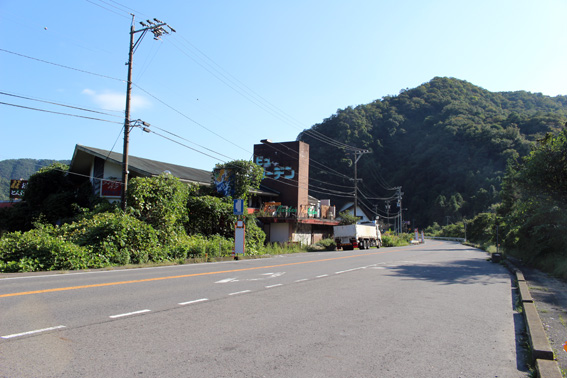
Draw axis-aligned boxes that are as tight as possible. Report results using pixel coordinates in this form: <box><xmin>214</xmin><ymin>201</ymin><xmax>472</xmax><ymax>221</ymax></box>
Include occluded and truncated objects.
<box><xmin>269</xmin><ymin>223</ymin><xmax>290</xmax><ymax>243</ymax></box>
<box><xmin>292</xmin><ymin>223</ymin><xmax>311</xmax><ymax>245</ymax></box>
<box><xmin>104</xmin><ymin>161</ymin><xmax>122</xmax><ymax>179</ymax></box>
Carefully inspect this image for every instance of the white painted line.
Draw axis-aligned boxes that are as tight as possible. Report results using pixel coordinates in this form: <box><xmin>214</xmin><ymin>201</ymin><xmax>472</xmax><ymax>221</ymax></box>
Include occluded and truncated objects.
<box><xmin>295</xmin><ymin>279</ymin><xmax>308</xmax><ymax>282</ymax></box>
<box><xmin>215</xmin><ymin>278</ymin><xmax>237</xmax><ymax>283</ymax></box>
<box><xmin>178</xmin><ymin>298</ymin><xmax>209</xmax><ymax>306</ymax></box>
<box><xmin>2</xmin><ymin>325</ymin><xmax>66</xmax><ymax>339</ymax></box>
<box><xmin>316</xmin><ymin>274</ymin><xmax>329</xmax><ymax>278</ymax></box>
<box><xmin>265</xmin><ymin>284</ymin><xmax>283</xmax><ymax>288</ymax></box>
<box><xmin>228</xmin><ymin>290</ymin><xmax>251</xmax><ymax>296</ymax></box>
<box><xmin>335</xmin><ymin>267</ymin><xmax>361</xmax><ymax>274</ymax></box>
<box><xmin>109</xmin><ymin>309</ymin><xmax>151</xmax><ymax>319</ymax></box>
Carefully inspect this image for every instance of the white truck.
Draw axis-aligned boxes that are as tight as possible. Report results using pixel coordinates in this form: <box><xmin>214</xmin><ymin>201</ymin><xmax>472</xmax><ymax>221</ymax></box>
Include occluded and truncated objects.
<box><xmin>334</xmin><ymin>222</ymin><xmax>382</xmax><ymax>250</ymax></box>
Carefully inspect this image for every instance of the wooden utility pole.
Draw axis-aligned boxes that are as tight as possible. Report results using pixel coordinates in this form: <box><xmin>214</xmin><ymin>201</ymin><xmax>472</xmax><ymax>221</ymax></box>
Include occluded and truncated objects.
<box><xmin>121</xmin><ymin>15</ymin><xmax>175</xmax><ymax>210</ymax></box>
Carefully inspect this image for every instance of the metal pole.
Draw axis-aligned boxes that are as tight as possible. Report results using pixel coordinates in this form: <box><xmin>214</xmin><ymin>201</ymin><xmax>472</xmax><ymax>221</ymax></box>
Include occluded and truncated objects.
<box><xmin>121</xmin><ymin>16</ymin><xmax>135</xmax><ymax>210</ymax></box>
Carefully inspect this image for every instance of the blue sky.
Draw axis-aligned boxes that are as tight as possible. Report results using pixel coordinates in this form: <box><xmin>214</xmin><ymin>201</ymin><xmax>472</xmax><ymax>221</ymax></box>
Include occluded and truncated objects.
<box><xmin>1</xmin><ymin>0</ymin><xmax>567</xmax><ymax>171</ymax></box>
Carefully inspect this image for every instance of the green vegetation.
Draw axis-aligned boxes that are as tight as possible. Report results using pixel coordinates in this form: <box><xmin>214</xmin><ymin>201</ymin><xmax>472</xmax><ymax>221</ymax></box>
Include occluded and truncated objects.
<box><xmin>0</xmin><ymin>158</ymin><xmax>70</xmax><ymax>201</ymax></box>
<box><xmin>0</xmin><ymin>162</ymin><xmax>280</xmax><ymax>272</ymax></box>
<box><xmin>2</xmin><ymin>78</ymin><xmax>566</xmax><ymax>275</ymax></box>
<box><xmin>381</xmin><ymin>232</ymin><xmax>414</xmax><ymax>247</ymax></box>
<box><xmin>307</xmin><ymin>238</ymin><xmax>337</xmax><ymax>251</ymax></box>
<box><xmin>299</xmin><ymin>77</ymin><xmax>566</xmax><ymax>227</ymax></box>
<box><xmin>300</xmin><ymin>77</ymin><xmax>567</xmax><ymax>277</ymax></box>
<box><xmin>426</xmin><ymin>130</ymin><xmax>567</xmax><ymax>277</ymax></box>
<box><xmin>337</xmin><ymin>210</ymin><xmax>359</xmax><ymax>225</ymax></box>
<box><xmin>499</xmin><ymin>129</ymin><xmax>567</xmax><ymax>278</ymax></box>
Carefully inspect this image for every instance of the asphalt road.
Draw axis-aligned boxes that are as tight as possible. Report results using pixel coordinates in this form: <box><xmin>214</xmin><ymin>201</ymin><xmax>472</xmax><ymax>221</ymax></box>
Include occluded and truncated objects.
<box><xmin>0</xmin><ymin>241</ymin><xmax>528</xmax><ymax>377</ymax></box>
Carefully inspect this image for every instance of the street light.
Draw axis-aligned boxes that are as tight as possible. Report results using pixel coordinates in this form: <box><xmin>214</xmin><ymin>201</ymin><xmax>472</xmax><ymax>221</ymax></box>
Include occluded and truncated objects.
<box><xmin>121</xmin><ymin>14</ymin><xmax>175</xmax><ymax>210</ymax></box>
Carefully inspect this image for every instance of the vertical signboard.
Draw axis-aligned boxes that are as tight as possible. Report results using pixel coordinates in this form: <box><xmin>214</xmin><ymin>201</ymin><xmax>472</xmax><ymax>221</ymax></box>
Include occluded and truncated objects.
<box><xmin>234</xmin><ymin>220</ymin><xmax>245</xmax><ymax>255</ymax></box>
<box><xmin>10</xmin><ymin>179</ymin><xmax>27</xmax><ymax>200</ymax></box>
<box><xmin>233</xmin><ymin>199</ymin><xmax>244</xmax><ymax>216</ymax></box>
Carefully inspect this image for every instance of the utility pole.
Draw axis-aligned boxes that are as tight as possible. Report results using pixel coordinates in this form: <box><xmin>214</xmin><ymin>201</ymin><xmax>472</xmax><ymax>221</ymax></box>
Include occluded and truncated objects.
<box><xmin>121</xmin><ymin>14</ymin><xmax>175</xmax><ymax>210</ymax></box>
<box><xmin>385</xmin><ymin>201</ymin><xmax>391</xmax><ymax>231</ymax></box>
<box><xmin>351</xmin><ymin>149</ymin><xmax>370</xmax><ymax>220</ymax></box>
<box><xmin>395</xmin><ymin>186</ymin><xmax>403</xmax><ymax>234</ymax></box>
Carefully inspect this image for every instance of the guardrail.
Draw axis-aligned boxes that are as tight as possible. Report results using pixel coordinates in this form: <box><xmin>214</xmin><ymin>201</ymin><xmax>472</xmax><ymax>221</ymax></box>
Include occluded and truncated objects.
<box><xmin>424</xmin><ymin>236</ymin><xmax>466</xmax><ymax>242</ymax></box>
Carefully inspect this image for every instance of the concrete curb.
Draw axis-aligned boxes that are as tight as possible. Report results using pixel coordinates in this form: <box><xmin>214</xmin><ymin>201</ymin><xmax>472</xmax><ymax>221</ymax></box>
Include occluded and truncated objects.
<box><xmin>505</xmin><ymin>261</ymin><xmax>563</xmax><ymax>378</ymax></box>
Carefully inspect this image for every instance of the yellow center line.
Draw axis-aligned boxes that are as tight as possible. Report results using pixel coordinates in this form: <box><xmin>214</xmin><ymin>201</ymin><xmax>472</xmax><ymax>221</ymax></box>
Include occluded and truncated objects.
<box><xmin>0</xmin><ymin>249</ymin><xmax>400</xmax><ymax>298</ymax></box>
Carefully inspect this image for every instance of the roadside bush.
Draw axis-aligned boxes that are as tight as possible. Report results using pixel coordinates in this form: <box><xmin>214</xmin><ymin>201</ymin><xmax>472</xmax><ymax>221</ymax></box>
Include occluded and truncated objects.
<box><xmin>0</xmin><ymin>226</ymin><xmax>99</xmax><ymax>272</ymax></box>
<box><xmin>185</xmin><ymin>195</ymin><xmax>235</xmax><ymax>238</ymax></box>
<box><xmin>382</xmin><ymin>232</ymin><xmax>413</xmax><ymax>247</ymax></box>
<box><xmin>307</xmin><ymin>238</ymin><xmax>336</xmax><ymax>252</ymax></box>
<box><xmin>127</xmin><ymin>173</ymin><xmax>192</xmax><ymax>237</ymax></box>
<box><xmin>466</xmin><ymin>212</ymin><xmax>498</xmax><ymax>248</ymax></box>
<box><xmin>168</xmin><ymin>234</ymin><xmax>234</xmax><ymax>260</ymax></box>
<box><xmin>58</xmin><ymin>211</ymin><xmax>163</xmax><ymax>265</ymax></box>
<box><xmin>244</xmin><ymin>218</ymin><xmax>266</xmax><ymax>254</ymax></box>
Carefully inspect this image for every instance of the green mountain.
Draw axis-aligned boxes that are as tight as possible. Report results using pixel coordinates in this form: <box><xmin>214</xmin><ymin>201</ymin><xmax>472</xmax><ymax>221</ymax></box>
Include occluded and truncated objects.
<box><xmin>299</xmin><ymin>77</ymin><xmax>567</xmax><ymax>228</ymax></box>
<box><xmin>0</xmin><ymin>159</ymin><xmax>70</xmax><ymax>201</ymax></box>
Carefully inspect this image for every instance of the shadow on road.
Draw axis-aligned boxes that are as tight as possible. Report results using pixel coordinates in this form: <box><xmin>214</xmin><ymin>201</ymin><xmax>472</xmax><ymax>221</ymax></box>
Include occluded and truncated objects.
<box><xmin>383</xmin><ymin>258</ymin><xmax>510</xmax><ymax>285</ymax></box>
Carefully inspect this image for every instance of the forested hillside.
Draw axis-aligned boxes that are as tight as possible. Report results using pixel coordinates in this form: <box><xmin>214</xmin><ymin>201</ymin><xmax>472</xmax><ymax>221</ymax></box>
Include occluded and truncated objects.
<box><xmin>299</xmin><ymin>77</ymin><xmax>567</xmax><ymax>227</ymax></box>
<box><xmin>0</xmin><ymin>159</ymin><xmax>70</xmax><ymax>201</ymax></box>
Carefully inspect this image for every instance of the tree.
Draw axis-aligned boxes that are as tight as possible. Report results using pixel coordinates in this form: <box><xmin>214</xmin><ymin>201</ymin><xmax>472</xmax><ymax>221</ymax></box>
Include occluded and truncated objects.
<box><xmin>337</xmin><ymin>210</ymin><xmax>359</xmax><ymax>225</ymax></box>
<box><xmin>298</xmin><ymin>77</ymin><xmax>567</xmax><ymax>227</ymax></box>
<box><xmin>500</xmin><ymin>130</ymin><xmax>567</xmax><ymax>273</ymax></box>
<box><xmin>185</xmin><ymin>195</ymin><xmax>235</xmax><ymax>238</ymax></box>
<box><xmin>127</xmin><ymin>173</ymin><xmax>193</xmax><ymax>235</ymax></box>
<box><xmin>212</xmin><ymin>160</ymin><xmax>264</xmax><ymax>200</ymax></box>
<box><xmin>3</xmin><ymin>162</ymin><xmax>94</xmax><ymax>230</ymax></box>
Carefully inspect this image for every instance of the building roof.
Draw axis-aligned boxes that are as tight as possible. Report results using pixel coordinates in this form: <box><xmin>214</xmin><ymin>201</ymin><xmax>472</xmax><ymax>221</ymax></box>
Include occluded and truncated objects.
<box><xmin>69</xmin><ymin>144</ymin><xmax>279</xmax><ymax>197</ymax></box>
<box><xmin>70</xmin><ymin>145</ymin><xmax>213</xmax><ymax>186</ymax></box>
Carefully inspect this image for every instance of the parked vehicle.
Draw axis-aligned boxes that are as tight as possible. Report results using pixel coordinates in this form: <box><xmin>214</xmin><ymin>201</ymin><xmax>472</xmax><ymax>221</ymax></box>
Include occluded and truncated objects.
<box><xmin>334</xmin><ymin>222</ymin><xmax>382</xmax><ymax>250</ymax></box>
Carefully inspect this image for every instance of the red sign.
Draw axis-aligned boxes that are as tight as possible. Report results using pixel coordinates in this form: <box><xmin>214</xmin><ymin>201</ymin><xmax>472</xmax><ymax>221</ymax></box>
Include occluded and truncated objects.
<box><xmin>101</xmin><ymin>180</ymin><xmax>123</xmax><ymax>197</ymax></box>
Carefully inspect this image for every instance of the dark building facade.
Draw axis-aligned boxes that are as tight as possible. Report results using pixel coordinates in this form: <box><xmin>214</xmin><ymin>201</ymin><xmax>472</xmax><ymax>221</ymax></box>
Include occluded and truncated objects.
<box><xmin>253</xmin><ymin>140</ymin><xmax>310</xmax><ymax>215</ymax></box>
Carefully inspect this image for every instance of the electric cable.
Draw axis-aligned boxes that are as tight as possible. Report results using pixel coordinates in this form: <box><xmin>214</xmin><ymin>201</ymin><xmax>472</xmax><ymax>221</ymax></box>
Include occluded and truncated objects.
<box><xmin>0</xmin><ymin>91</ymin><xmax>122</xmax><ymax>118</ymax></box>
<box><xmin>0</xmin><ymin>101</ymin><xmax>123</xmax><ymax>125</ymax></box>
<box><xmin>0</xmin><ymin>49</ymin><xmax>124</xmax><ymax>82</ymax></box>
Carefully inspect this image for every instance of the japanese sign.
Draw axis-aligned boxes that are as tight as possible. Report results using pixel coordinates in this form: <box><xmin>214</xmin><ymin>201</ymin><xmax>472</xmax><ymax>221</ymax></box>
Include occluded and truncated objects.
<box><xmin>233</xmin><ymin>199</ymin><xmax>244</xmax><ymax>215</ymax></box>
<box><xmin>255</xmin><ymin>156</ymin><xmax>295</xmax><ymax>180</ymax></box>
<box><xmin>101</xmin><ymin>180</ymin><xmax>122</xmax><ymax>197</ymax></box>
<box><xmin>10</xmin><ymin>179</ymin><xmax>27</xmax><ymax>200</ymax></box>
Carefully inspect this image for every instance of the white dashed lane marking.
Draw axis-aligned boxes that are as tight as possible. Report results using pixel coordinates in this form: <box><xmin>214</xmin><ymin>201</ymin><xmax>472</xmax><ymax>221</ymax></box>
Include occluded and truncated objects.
<box><xmin>109</xmin><ymin>309</ymin><xmax>151</xmax><ymax>319</ymax></box>
<box><xmin>265</xmin><ymin>284</ymin><xmax>283</xmax><ymax>288</ymax></box>
<box><xmin>178</xmin><ymin>298</ymin><xmax>209</xmax><ymax>306</ymax></box>
<box><xmin>228</xmin><ymin>290</ymin><xmax>251</xmax><ymax>296</ymax></box>
<box><xmin>1</xmin><ymin>325</ymin><xmax>66</xmax><ymax>339</ymax></box>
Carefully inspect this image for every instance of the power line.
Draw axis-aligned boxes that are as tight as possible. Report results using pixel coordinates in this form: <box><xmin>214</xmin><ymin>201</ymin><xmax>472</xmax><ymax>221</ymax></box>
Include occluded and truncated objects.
<box><xmin>165</xmin><ymin>36</ymin><xmax>366</xmax><ymax>153</ymax></box>
<box><xmin>0</xmin><ymin>101</ymin><xmax>123</xmax><ymax>125</ymax></box>
<box><xmin>0</xmin><ymin>48</ymin><xmax>250</xmax><ymax>162</ymax></box>
<box><xmin>132</xmin><ymin>83</ymin><xmax>252</xmax><ymax>155</ymax></box>
<box><xmin>150</xmin><ymin>124</ymin><xmax>235</xmax><ymax>161</ymax></box>
<box><xmin>85</xmin><ymin>0</ymin><xmax>130</xmax><ymax>19</ymax></box>
<box><xmin>0</xmin><ymin>48</ymin><xmax>124</xmax><ymax>82</ymax></box>
<box><xmin>148</xmin><ymin>129</ymin><xmax>229</xmax><ymax>163</ymax></box>
<box><xmin>0</xmin><ymin>91</ymin><xmax>122</xmax><ymax>118</ymax></box>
